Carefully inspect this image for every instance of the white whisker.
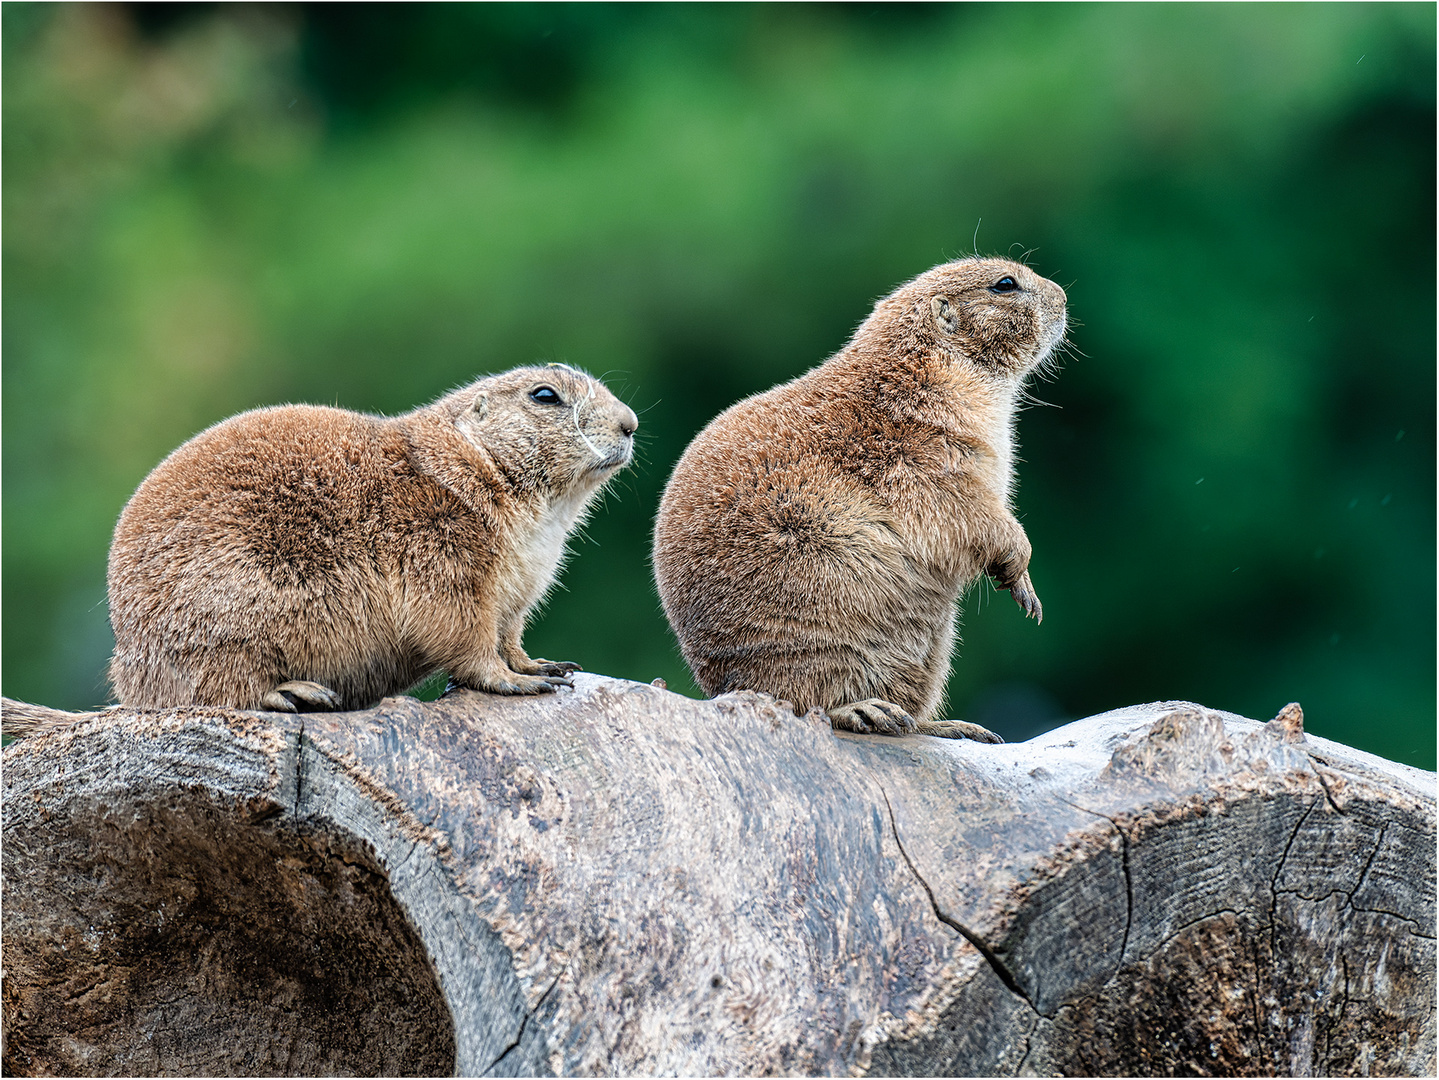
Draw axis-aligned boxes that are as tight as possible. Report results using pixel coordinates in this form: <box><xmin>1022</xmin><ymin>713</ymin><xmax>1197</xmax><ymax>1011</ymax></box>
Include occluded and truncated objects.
<box><xmin>571</xmin><ymin>383</ymin><xmax>605</xmax><ymax>460</ymax></box>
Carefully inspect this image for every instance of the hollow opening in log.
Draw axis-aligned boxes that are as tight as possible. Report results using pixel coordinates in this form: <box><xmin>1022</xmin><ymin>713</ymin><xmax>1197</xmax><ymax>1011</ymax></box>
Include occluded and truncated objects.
<box><xmin>2</xmin><ymin>784</ymin><xmax>456</xmax><ymax>1077</ymax></box>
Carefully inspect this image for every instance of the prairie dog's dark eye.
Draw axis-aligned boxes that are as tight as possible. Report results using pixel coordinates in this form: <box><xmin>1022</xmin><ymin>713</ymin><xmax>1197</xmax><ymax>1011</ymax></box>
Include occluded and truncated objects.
<box><xmin>990</xmin><ymin>276</ymin><xmax>1019</xmax><ymax>294</ymax></box>
<box><xmin>529</xmin><ymin>386</ymin><xmax>562</xmax><ymax>405</ymax></box>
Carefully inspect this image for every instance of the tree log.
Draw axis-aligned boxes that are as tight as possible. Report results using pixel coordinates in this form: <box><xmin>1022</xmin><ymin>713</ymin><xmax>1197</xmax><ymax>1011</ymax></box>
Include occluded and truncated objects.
<box><xmin>2</xmin><ymin>677</ymin><xmax>1433</xmax><ymax>1077</ymax></box>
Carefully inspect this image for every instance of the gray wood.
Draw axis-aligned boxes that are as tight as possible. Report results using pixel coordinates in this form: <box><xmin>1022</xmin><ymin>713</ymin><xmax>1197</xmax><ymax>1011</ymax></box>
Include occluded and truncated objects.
<box><xmin>3</xmin><ymin>681</ymin><xmax>1433</xmax><ymax>1076</ymax></box>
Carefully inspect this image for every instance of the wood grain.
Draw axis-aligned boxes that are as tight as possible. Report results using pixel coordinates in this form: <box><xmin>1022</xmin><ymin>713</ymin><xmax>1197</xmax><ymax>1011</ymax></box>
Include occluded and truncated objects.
<box><xmin>3</xmin><ymin>682</ymin><xmax>1432</xmax><ymax>1076</ymax></box>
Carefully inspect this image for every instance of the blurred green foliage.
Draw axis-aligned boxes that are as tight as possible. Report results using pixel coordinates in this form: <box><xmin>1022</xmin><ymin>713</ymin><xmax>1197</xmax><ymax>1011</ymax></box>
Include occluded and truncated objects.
<box><xmin>4</xmin><ymin>3</ymin><xmax>1433</xmax><ymax>767</ymax></box>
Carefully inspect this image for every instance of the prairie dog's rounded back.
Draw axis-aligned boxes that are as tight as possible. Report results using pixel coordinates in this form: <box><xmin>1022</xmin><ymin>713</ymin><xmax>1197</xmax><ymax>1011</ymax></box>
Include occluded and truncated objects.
<box><xmin>108</xmin><ymin>403</ymin><xmax>412</xmax><ymax>711</ymax></box>
<box><xmin>654</xmin><ymin>257</ymin><xmax>1067</xmax><ymax>731</ymax></box>
<box><xmin>107</xmin><ymin>364</ymin><xmax>637</xmax><ymax>712</ymax></box>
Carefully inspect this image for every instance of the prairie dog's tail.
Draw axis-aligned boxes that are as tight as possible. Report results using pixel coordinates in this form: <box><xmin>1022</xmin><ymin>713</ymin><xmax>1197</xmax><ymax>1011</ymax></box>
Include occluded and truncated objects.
<box><xmin>1</xmin><ymin>698</ymin><xmax>108</xmax><ymax>740</ymax></box>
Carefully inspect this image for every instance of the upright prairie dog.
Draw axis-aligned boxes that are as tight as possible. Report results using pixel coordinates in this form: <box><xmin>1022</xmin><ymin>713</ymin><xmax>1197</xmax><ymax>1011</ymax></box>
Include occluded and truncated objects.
<box><xmin>653</xmin><ymin>257</ymin><xmax>1067</xmax><ymax>741</ymax></box>
<box><xmin>91</xmin><ymin>364</ymin><xmax>636</xmax><ymax>716</ymax></box>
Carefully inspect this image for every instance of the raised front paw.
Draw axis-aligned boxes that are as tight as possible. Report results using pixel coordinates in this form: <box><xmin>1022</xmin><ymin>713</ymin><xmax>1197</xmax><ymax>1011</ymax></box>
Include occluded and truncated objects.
<box><xmin>1008</xmin><ymin>569</ymin><xmax>1043</xmax><ymax>623</ymax></box>
<box><xmin>915</xmin><ymin>719</ymin><xmax>1005</xmax><ymax>744</ymax></box>
<box><xmin>828</xmin><ymin>699</ymin><xmax>920</xmax><ymax>737</ymax></box>
<box><xmin>984</xmin><ymin>522</ymin><xmax>1034</xmax><ymax>597</ymax></box>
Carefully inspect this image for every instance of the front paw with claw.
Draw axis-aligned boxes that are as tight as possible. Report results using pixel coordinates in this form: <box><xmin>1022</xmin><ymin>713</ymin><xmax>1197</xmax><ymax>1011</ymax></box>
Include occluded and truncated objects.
<box><xmin>522</xmin><ymin>658</ymin><xmax>583</xmax><ymax>678</ymax></box>
<box><xmin>828</xmin><ymin>699</ymin><xmax>920</xmax><ymax>736</ymax></box>
<box><xmin>477</xmin><ymin>672</ymin><xmax>573</xmax><ymax>695</ymax></box>
<box><xmin>984</xmin><ymin>528</ymin><xmax>1041</xmax><ymax>623</ymax></box>
<box><xmin>1007</xmin><ymin>569</ymin><xmax>1043</xmax><ymax>623</ymax></box>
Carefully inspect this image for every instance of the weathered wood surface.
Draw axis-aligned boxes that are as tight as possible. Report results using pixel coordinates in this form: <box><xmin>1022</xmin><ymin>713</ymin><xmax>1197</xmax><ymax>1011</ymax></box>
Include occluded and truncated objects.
<box><xmin>2</xmin><ymin>677</ymin><xmax>1434</xmax><ymax>1077</ymax></box>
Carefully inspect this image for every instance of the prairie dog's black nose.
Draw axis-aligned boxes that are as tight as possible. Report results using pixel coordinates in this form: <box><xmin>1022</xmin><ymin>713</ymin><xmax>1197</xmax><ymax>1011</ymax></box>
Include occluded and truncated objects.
<box><xmin>617</xmin><ymin>407</ymin><xmax>638</xmax><ymax>438</ymax></box>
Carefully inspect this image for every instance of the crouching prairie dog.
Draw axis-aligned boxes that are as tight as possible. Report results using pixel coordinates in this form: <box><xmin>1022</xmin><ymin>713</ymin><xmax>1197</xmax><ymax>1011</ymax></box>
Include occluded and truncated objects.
<box><xmin>653</xmin><ymin>257</ymin><xmax>1067</xmax><ymax>742</ymax></box>
<box><xmin>66</xmin><ymin>363</ymin><xmax>635</xmax><ymax>722</ymax></box>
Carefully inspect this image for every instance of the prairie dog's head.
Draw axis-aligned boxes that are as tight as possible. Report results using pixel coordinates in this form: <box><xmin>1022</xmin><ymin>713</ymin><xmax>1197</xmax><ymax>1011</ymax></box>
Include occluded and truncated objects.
<box><xmin>448</xmin><ymin>364</ymin><xmax>638</xmax><ymax>494</ymax></box>
<box><xmin>886</xmin><ymin>257</ymin><xmax>1068</xmax><ymax>378</ymax></box>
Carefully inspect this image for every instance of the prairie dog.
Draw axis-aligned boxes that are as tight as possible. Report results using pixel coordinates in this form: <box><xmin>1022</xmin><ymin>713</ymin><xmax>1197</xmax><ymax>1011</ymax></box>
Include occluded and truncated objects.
<box><xmin>94</xmin><ymin>364</ymin><xmax>636</xmax><ymax>715</ymax></box>
<box><xmin>653</xmin><ymin>257</ymin><xmax>1067</xmax><ymax>741</ymax></box>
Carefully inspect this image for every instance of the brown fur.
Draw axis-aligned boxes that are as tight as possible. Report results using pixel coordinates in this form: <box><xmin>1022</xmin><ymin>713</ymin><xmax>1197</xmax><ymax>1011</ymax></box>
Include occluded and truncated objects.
<box><xmin>7</xmin><ymin>364</ymin><xmax>636</xmax><ymax>735</ymax></box>
<box><xmin>653</xmin><ymin>257</ymin><xmax>1067</xmax><ymax>741</ymax></box>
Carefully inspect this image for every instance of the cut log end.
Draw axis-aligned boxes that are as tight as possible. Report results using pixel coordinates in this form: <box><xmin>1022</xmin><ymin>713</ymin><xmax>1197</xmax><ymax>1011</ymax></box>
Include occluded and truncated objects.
<box><xmin>2</xmin><ymin>740</ymin><xmax>454</xmax><ymax>1076</ymax></box>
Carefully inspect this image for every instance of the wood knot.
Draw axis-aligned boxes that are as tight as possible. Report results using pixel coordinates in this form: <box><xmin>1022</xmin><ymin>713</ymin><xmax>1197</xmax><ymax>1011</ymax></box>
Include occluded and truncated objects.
<box><xmin>1269</xmin><ymin>702</ymin><xmax>1305</xmax><ymax>744</ymax></box>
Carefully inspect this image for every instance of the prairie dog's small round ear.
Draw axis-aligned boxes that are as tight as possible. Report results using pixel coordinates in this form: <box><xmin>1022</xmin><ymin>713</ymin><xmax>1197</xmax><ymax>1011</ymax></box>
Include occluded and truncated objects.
<box><xmin>470</xmin><ymin>391</ymin><xmax>490</xmax><ymax>420</ymax></box>
<box><xmin>931</xmin><ymin>295</ymin><xmax>957</xmax><ymax>334</ymax></box>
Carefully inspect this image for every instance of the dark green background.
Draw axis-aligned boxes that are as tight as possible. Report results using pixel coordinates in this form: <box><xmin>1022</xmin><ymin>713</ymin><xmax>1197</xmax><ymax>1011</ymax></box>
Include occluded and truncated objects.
<box><xmin>5</xmin><ymin>3</ymin><xmax>1434</xmax><ymax>767</ymax></box>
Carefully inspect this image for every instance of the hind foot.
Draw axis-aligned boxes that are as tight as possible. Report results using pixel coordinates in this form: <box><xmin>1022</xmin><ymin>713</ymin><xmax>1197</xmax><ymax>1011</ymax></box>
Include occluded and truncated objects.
<box><xmin>261</xmin><ymin>680</ymin><xmax>343</xmax><ymax>713</ymax></box>
<box><xmin>913</xmin><ymin>718</ymin><xmax>1004</xmax><ymax>744</ymax></box>
<box><xmin>828</xmin><ymin>700</ymin><xmax>1003</xmax><ymax>743</ymax></box>
<box><xmin>828</xmin><ymin>699</ymin><xmax>920</xmax><ymax>736</ymax></box>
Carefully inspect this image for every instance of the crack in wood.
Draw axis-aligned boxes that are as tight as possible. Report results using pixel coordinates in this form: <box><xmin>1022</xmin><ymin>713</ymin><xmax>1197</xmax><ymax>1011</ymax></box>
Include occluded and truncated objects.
<box><xmin>1269</xmin><ymin>800</ymin><xmax>1316</xmax><ymax>959</ymax></box>
<box><xmin>1149</xmin><ymin>907</ymin><xmax>1245</xmax><ymax>952</ymax></box>
<box><xmin>1304</xmin><ymin>754</ymin><xmax>1346</xmax><ymax>815</ymax></box>
<box><xmin>393</xmin><ymin>835</ymin><xmax>425</xmax><ymax>878</ymax></box>
<box><xmin>292</xmin><ymin>719</ymin><xmax>306</xmax><ymax>818</ymax></box>
<box><xmin>392</xmin><ymin>813</ymin><xmax>443</xmax><ymax>879</ymax></box>
<box><xmin>1346</xmin><ymin>903</ymin><xmax>1435</xmax><ymax>938</ymax></box>
<box><xmin>1269</xmin><ymin>881</ymin><xmax>1434</xmax><ymax>937</ymax></box>
<box><xmin>483</xmin><ymin>975</ymin><xmax>559</xmax><ymax>1076</ymax></box>
<box><xmin>1057</xmin><ymin>798</ymin><xmax>1133</xmax><ymax>973</ymax></box>
<box><xmin>1275</xmin><ymin>885</ymin><xmax>1354</xmax><ymax>907</ymax></box>
<box><xmin>1350</xmin><ymin>823</ymin><xmax>1389</xmax><ymax>919</ymax></box>
<box><xmin>1012</xmin><ymin>1012</ymin><xmax>1041</xmax><ymax>1077</ymax></box>
<box><xmin>879</xmin><ymin>787</ymin><xmax>1039</xmax><ymax>1014</ymax></box>
<box><xmin>1115</xmin><ymin>830</ymin><xmax>1132</xmax><ymax>969</ymax></box>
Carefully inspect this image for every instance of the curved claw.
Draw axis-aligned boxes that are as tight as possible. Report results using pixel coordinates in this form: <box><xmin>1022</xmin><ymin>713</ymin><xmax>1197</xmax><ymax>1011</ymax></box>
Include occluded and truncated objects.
<box><xmin>1009</xmin><ymin>570</ymin><xmax>1043</xmax><ymax>624</ymax></box>
<box><xmin>534</xmin><ymin>659</ymin><xmax>583</xmax><ymax>677</ymax></box>
<box><xmin>261</xmin><ymin>680</ymin><xmax>343</xmax><ymax>713</ymax></box>
<box><xmin>260</xmin><ymin>691</ymin><xmax>298</xmax><ymax>714</ymax></box>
